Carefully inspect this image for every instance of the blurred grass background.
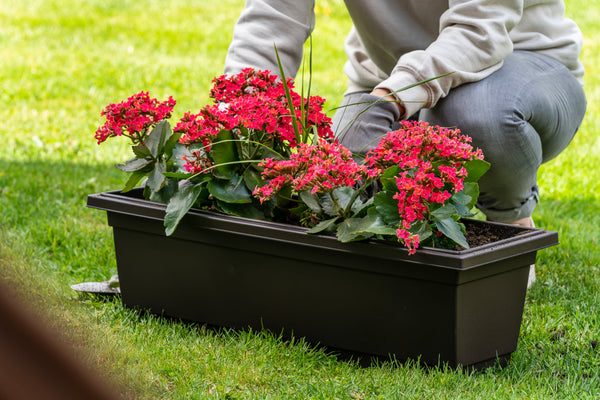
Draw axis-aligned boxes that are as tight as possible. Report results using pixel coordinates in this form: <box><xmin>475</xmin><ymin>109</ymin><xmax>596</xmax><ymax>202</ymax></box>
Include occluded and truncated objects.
<box><xmin>1</xmin><ymin>0</ymin><xmax>599</xmax><ymax>398</ymax></box>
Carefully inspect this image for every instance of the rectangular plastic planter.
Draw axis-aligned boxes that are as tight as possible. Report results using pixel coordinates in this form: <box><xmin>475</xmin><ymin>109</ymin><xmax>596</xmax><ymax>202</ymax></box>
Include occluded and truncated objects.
<box><xmin>88</xmin><ymin>189</ymin><xmax>558</xmax><ymax>369</ymax></box>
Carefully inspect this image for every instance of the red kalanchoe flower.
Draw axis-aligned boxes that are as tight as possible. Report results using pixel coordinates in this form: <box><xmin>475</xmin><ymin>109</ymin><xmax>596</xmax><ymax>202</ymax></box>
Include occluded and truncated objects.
<box><xmin>364</xmin><ymin>121</ymin><xmax>484</xmax><ymax>252</ymax></box>
<box><xmin>181</xmin><ymin>150</ymin><xmax>213</xmax><ymax>174</ymax></box>
<box><xmin>179</xmin><ymin>68</ymin><xmax>334</xmax><ymax>173</ymax></box>
<box><xmin>95</xmin><ymin>91</ymin><xmax>176</xmax><ymax>144</ymax></box>
<box><xmin>396</xmin><ymin>228</ymin><xmax>421</xmax><ymax>255</ymax></box>
<box><xmin>253</xmin><ymin>139</ymin><xmax>370</xmax><ymax>203</ymax></box>
<box><xmin>210</xmin><ymin>68</ymin><xmax>281</xmax><ymax>102</ymax></box>
<box><xmin>175</xmin><ymin>107</ymin><xmax>230</xmax><ymax>148</ymax></box>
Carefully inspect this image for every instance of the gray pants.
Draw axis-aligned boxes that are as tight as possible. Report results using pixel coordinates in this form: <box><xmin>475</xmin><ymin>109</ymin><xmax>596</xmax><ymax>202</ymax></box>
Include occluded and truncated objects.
<box><xmin>333</xmin><ymin>51</ymin><xmax>587</xmax><ymax>222</ymax></box>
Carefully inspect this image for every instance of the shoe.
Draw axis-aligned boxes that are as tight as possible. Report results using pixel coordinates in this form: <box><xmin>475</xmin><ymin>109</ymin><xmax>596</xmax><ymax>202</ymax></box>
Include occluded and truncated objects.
<box><xmin>506</xmin><ymin>217</ymin><xmax>536</xmax><ymax>288</ymax></box>
<box><xmin>527</xmin><ymin>264</ymin><xmax>536</xmax><ymax>289</ymax></box>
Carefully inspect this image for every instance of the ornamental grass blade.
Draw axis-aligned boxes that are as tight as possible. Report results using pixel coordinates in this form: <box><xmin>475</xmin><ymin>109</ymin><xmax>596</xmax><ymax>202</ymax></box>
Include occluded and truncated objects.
<box><xmin>274</xmin><ymin>43</ymin><xmax>301</xmax><ymax>144</ymax></box>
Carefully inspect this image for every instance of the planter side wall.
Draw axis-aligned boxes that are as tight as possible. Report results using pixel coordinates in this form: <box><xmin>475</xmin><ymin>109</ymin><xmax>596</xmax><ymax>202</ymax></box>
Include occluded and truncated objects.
<box><xmin>88</xmin><ymin>191</ymin><xmax>558</xmax><ymax>368</ymax></box>
<box><xmin>112</xmin><ymin>221</ymin><xmax>527</xmax><ymax>367</ymax></box>
<box><xmin>114</xmin><ymin>226</ymin><xmax>459</xmax><ymax>363</ymax></box>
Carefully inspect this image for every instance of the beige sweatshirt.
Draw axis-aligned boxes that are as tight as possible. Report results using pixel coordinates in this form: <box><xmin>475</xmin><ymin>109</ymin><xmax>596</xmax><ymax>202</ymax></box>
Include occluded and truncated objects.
<box><xmin>224</xmin><ymin>0</ymin><xmax>584</xmax><ymax>118</ymax></box>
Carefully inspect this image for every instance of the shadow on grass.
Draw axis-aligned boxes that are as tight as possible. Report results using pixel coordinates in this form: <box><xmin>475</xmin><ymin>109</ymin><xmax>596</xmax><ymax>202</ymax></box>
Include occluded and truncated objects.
<box><xmin>0</xmin><ymin>158</ymin><xmax>124</xmax><ymax>283</ymax></box>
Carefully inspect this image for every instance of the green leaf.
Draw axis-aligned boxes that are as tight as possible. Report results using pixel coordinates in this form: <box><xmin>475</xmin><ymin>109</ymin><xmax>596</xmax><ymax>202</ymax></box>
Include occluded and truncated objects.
<box><xmin>146</xmin><ymin>120</ymin><xmax>170</xmax><ymax>159</ymax></box>
<box><xmin>132</xmin><ymin>144</ymin><xmax>151</xmax><ymax>158</ymax></box>
<box><xmin>382</xmin><ymin>165</ymin><xmax>402</xmax><ymax>179</ymax></box>
<box><xmin>242</xmin><ymin>168</ymin><xmax>264</xmax><ymax>192</ymax></box>
<box><xmin>318</xmin><ymin>192</ymin><xmax>343</xmax><ymax>216</ymax></box>
<box><xmin>464</xmin><ymin>159</ymin><xmax>491</xmax><ymax>182</ymax></box>
<box><xmin>172</xmin><ymin>143</ymin><xmax>193</xmax><ymax>173</ymax></box>
<box><xmin>306</xmin><ymin>216</ymin><xmax>339</xmax><ymax>234</ymax></box>
<box><xmin>299</xmin><ymin>190</ymin><xmax>322</xmax><ymax>214</ymax></box>
<box><xmin>274</xmin><ymin>186</ymin><xmax>293</xmax><ymax>208</ymax></box>
<box><xmin>217</xmin><ymin>201</ymin><xmax>265</xmax><ymax>219</ymax></box>
<box><xmin>115</xmin><ymin>157</ymin><xmax>152</xmax><ymax>172</ymax></box>
<box><xmin>164</xmin><ymin>129</ymin><xmax>182</xmax><ymax>159</ymax></box>
<box><xmin>211</xmin><ymin>129</ymin><xmax>239</xmax><ymax>178</ymax></box>
<box><xmin>435</xmin><ymin>218</ymin><xmax>469</xmax><ymax>249</ymax></box>
<box><xmin>336</xmin><ymin>218</ymin><xmax>374</xmax><ymax>243</ymax></box>
<box><xmin>208</xmin><ymin>176</ymin><xmax>252</xmax><ymax>203</ymax></box>
<box><xmin>146</xmin><ymin>160</ymin><xmax>166</xmax><ymax>192</ymax></box>
<box><xmin>164</xmin><ymin>183</ymin><xmax>205</xmax><ymax>236</ymax></box>
<box><xmin>122</xmin><ymin>170</ymin><xmax>148</xmax><ymax>193</ymax></box>
<box><xmin>162</xmin><ymin>172</ymin><xmax>195</xmax><ymax>180</ymax></box>
<box><xmin>379</xmin><ymin>165</ymin><xmax>402</xmax><ymax>191</ymax></box>
<box><xmin>349</xmin><ymin>213</ymin><xmax>397</xmax><ymax>236</ymax></box>
<box><xmin>332</xmin><ymin>186</ymin><xmax>355</xmax><ymax>206</ymax></box>
<box><xmin>430</xmin><ymin>203</ymin><xmax>458</xmax><ymax>220</ymax></box>
<box><xmin>331</xmin><ymin>187</ymin><xmax>364</xmax><ymax>214</ymax></box>
<box><xmin>352</xmin><ymin>196</ymin><xmax>374</xmax><ymax>217</ymax></box>
<box><xmin>451</xmin><ymin>200</ymin><xmax>473</xmax><ymax>217</ymax></box>
<box><xmin>461</xmin><ymin>182</ymin><xmax>480</xmax><ymax>209</ymax></box>
<box><xmin>373</xmin><ymin>191</ymin><xmax>400</xmax><ymax>225</ymax></box>
<box><xmin>451</xmin><ymin>190</ymin><xmax>472</xmax><ymax>206</ymax></box>
<box><xmin>316</xmin><ymin>187</ymin><xmax>364</xmax><ymax>217</ymax></box>
<box><xmin>408</xmin><ymin>220</ymin><xmax>434</xmax><ymax>242</ymax></box>
<box><xmin>148</xmin><ymin>178</ymin><xmax>178</xmax><ymax>204</ymax></box>
<box><xmin>450</xmin><ymin>190</ymin><xmax>475</xmax><ymax>217</ymax></box>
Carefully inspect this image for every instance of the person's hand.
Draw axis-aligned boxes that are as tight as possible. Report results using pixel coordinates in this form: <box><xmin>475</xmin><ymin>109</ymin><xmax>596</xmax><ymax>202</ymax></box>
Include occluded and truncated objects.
<box><xmin>337</xmin><ymin>92</ymin><xmax>402</xmax><ymax>157</ymax></box>
<box><xmin>370</xmin><ymin>88</ymin><xmax>405</xmax><ymax>116</ymax></box>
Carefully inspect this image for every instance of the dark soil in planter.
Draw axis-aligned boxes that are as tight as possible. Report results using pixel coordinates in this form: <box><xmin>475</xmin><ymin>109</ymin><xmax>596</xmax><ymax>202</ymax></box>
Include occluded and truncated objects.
<box><xmin>462</xmin><ymin>220</ymin><xmax>533</xmax><ymax>249</ymax></box>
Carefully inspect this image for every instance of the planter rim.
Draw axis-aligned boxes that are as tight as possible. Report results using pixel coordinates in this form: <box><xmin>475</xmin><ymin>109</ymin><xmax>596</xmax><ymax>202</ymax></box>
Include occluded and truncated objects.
<box><xmin>87</xmin><ymin>189</ymin><xmax>559</xmax><ymax>271</ymax></box>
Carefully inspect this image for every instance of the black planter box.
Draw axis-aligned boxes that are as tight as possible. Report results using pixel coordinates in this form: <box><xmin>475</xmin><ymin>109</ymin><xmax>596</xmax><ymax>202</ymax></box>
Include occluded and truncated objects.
<box><xmin>87</xmin><ymin>189</ymin><xmax>558</xmax><ymax>369</ymax></box>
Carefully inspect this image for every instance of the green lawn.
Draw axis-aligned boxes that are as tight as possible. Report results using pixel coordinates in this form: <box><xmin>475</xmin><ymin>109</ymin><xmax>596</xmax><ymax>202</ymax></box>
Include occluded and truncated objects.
<box><xmin>1</xmin><ymin>0</ymin><xmax>599</xmax><ymax>398</ymax></box>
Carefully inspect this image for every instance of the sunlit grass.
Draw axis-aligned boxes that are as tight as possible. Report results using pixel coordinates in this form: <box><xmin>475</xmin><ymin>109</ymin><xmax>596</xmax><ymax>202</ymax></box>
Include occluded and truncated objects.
<box><xmin>1</xmin><ymin>0</ymin><xmax>598</xmax><ymax>398</ymax></box>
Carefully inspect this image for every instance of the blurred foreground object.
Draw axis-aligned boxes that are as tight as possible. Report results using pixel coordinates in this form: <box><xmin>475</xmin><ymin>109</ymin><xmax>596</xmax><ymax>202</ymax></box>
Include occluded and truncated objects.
<box><xmin>0</xmin><ymin>281</ymin><xmax>117</xmax><ymax>400</ymax></box>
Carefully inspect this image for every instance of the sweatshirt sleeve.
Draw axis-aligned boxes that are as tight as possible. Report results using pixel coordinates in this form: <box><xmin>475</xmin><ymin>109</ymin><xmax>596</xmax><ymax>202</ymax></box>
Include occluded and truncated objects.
<box><xmin>378</xmin><ymin>0</ymin><xmax>524</xmax><ymax>119</ymax></box>
<box><xmin>224</xmin><ymin>0</ymin><xmax>315</xmax><ymax>78</ymax></box>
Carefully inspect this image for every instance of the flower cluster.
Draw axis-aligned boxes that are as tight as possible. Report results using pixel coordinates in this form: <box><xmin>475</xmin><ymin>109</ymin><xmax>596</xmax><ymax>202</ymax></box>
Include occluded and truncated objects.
<box><xmin>174</xmin><ymin>108</ymin><xmax>226</xmax><ymax>173</ymax></box>
<box><xmin>95</xmin><ymin>78</ymin><xmax>488</xmax><ymax>255</ymax></box>
<box><xmin>94</xmin><ymin>92</ymin><xmax>176</xmax><ymax>144</ymax></box>
<box><xmin>253</xmin><ymin>139</ymin><xmax>371</xmax><ymax>202</ymax></box>
<box><xmin>177</xmin><ymin>68</ymin><xmax>334</xmax><ymax>173</ymax></box>
<box><xmin>365</xmin><ymin>121</ymin><xmax>484</xmax><ymax>254</ymax></box>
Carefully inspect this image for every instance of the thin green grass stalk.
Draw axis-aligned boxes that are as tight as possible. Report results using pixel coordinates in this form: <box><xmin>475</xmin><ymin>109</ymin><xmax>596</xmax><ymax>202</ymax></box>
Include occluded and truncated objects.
<box><xmin>274</xmin><ymin>43</ymin><xmax>302</xmax><ymax>144</ymax></box>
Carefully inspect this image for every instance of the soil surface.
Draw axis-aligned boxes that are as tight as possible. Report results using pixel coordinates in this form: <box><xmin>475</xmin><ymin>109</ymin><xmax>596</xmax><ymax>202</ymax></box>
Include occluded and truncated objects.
<box><xmin>462</xmin><ymin>220</ymin><xmax>532</xmax><ymax>249</ymax></box>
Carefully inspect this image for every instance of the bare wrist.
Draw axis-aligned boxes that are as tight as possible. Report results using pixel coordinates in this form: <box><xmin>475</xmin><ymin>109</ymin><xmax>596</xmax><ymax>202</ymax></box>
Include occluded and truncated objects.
<box><xmin>370</xmin><ymin>88</ymin><xmax>405</xmax><ymax>118</ymax></box>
